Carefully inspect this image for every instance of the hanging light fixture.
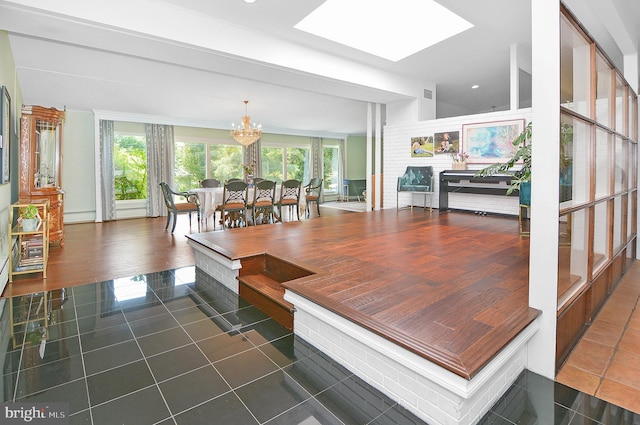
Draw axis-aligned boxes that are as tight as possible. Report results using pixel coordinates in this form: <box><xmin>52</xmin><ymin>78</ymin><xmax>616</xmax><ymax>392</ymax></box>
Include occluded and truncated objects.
<box><xmin>230</xmin><ymin>100</ymin><xmax>262</xmax><ymax>146</ymax></box>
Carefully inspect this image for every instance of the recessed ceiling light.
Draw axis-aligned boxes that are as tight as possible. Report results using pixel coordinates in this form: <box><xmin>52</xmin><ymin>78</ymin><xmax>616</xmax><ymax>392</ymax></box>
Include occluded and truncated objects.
<box><xmin>472</xmin><ymin>85</ymin><xmax>479</xmax><ymax>89</ymax></box>
<box><xmin>295</xmin><ymin>0</ymin><xmax>473</xmax><ymax>62</ymax></box>
<box><xmin>244</xmin><ymin>0</ymin><xmax>256</xmax><ymax>3</ymax></box>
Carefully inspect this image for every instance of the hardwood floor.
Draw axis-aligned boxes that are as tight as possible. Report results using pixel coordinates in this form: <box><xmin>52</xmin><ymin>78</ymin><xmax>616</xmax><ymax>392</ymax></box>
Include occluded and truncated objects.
<box><xmin>2</xmin><ymin>205</ymin><xmax>638</xmax><ymax>413</ymax></box>
<box><xmin>1</xmin><ymin>204</ymin><xmax>348</xmax><ymax>298</ymax></box>
<box><xmin>187</xmin><ymin>208</ymin><xmax>537</xmax><ymax>379</ymax></box>
<box><xmin>2</xmin><ymin>217</ymin><xmax>196</xmax><ymax>298</ymax></box>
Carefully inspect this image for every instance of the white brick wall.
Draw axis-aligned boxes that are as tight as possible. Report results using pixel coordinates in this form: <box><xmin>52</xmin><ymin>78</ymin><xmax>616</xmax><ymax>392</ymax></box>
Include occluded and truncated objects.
<box><xmin>187</xmin><ymin>240</ymin><xmax>241</xmax><ymax>293</ymax></box>
<box><xmin>385</xmin><ymin>109</ymin><xmax>532</xmax><ymax>215</ymax></box>
<box><xmin>286</xmin><ymin>290</ymin><xmax>539</xmax><ymax>425</ymax></box>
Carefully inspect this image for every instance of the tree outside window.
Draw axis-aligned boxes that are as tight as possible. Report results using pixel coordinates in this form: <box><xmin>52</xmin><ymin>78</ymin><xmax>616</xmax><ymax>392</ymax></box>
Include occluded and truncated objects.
<box><xmin>261</xmin><ymin>145</ymin><xmax>310</xmax><ymax>184</ymax></box>
<box><xmin>209</xmin><ymin>144</ymin><xmax>243</xmax><ymax>183</ymax></box>
<box><xmin>173</xmin><ymin>141</ymin><xmax>243</xmax><ymax>192</ymax></box>
<box><xmin>114</xmin><ymin>134</ymin><xmax>147</xmax><ymax>200</ymax></box>
<box><xmin>174</xmin><ymin>141</ymin><xmax>205</xmax><ymax>192</ymax></box>
<box><xmin>323</xmin><ymin>145</ymin><xmax>339</xmax><ymax>193</ymax></box>
<box><xmin>286</xmin><ymin>147</ymin><xmax>310</xmax><ymax>182</ymax></box>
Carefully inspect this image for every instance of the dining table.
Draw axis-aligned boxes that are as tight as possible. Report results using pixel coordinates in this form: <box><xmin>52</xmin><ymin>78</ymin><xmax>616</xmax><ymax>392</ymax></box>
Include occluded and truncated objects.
<box><xmin>189</xmin><ymin>185</ymin><xmax>306</xmax><ymax>224</ymax></box>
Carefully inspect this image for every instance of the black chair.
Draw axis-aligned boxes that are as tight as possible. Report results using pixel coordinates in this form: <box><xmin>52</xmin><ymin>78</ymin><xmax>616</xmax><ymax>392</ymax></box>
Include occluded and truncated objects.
<box><xmin>248</xmin><ymin>180</ymin><xmax>276</xmax><ymax>225</ymax></box>
<box><xmin>199</xmin><ymin>178</ymin><xmax>220</xmax><ymax>188</ymax></box>
<box><xmin>220</xmin><ymin>180</ymin><xmax>249</xmax><ymax>228</ymax></box>
<box><xmin>304</xmin><ymin>177</ymin><xmax>323</xmax><ymax>218</ymax></box>
<box><xmin>226</xmin><ymin>178</ymin><xmax>243</xmax><ymax>183</ymax></box>
<box><xmin>275</xmin><ymin>179</ymin><xmax>301</xmax><ymax>222</ymax></box>
<box><xmin>159</xmin><ymin>182</ymin><xmax>200</xmax><ymax>233</ymax></box>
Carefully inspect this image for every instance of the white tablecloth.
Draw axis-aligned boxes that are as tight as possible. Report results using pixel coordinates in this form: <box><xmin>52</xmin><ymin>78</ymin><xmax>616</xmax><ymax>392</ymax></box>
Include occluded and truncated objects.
<box><xmin>190</xmin><ymin>186</ymin><xmax>306</xmax><ymax>221</ymax></box>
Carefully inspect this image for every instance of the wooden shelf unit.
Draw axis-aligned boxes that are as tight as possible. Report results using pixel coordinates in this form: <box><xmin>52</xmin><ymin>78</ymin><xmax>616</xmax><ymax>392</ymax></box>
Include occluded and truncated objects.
<box><xmin>9</xmin><ymin>199</ymin><xmax>50</xmax><ymax>281</ymax></box>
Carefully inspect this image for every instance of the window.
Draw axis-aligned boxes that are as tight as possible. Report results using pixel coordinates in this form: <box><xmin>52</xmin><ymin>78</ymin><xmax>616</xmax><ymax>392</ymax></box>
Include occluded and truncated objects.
<box><xmin>261</xmin><ymin>146</ymin><xmax>284</xmax><ymax>182</ymax></box>
<box><xmin>556</xmin><ymin>10</ymin><xmax>639</xmax><ymax>365</ymax></box>
<box><xmin>323</xmin><ymin>144</ymin><xmax>340</xmax><ymax>193</ymax></box>
<box><xmin>175</xmin><ymin>141</ymin><xmax>205</xmax><ymax>192</ymax></box>
<box><xmin>560</xmin><ymin>15</ymin><xmax>591</xmax><ymax>116</ymax></box>
<box><xmin>595</xmin><ymin>53</ymin><xmax>611</xmax><ymax>128</ymax></box>
<box><xmin>173</xmin><ymin>140</ymin><xmax>242</xmax><ymax>192</ymax></box>
<box><xmin>209</xmin><ymin>144</ymin><xmax>243</xmax><ymax>183</ymax></box>
<box><xmin>261</xmin><ymin>144</ymin><xmax>311</xmax><ymax>183</ymax></box>
<box><xmin>114</xmin><ymin>134</ymin><xmax>147</xmax><ymax>200</ymax></box>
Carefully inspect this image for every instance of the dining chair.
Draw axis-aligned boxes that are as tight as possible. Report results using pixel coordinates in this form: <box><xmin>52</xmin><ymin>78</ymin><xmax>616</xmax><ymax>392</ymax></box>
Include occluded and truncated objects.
<box><xmin>304</xmin><ymin>177</ymin><xmax>323</xmax><ymax>218</ymax></box>
<box><xmin>275</xmin><ymin>179</ymin><xmax>301</xmax><ymax>222</ymax></box>
<box><xmin>159</xmin><ymin>182</ymin><xmax>200</xmax><ymax>233</ymax></box>
<box><xmin>199</xmin><ymin>178</ymin><xmax>220</xmax><ymax>188</ymax></box>
<box><xmin>226</xmin><ymin>178</ymin><xmax>243</xmax><ymax>183</ymax></box>
<box><xmin>248</xmin><ymin>179</ymin><xmax>276</xmax><ymax>225</ymax></box>
<box><xmin>220</xmin><ymin>180</ymin><xmax>249</xmax><ymax>229</ymax></box>
<box><xmin>253</xmin><ymin>177</ymin><xmax>265</xmax><ymax>184</ymax></box>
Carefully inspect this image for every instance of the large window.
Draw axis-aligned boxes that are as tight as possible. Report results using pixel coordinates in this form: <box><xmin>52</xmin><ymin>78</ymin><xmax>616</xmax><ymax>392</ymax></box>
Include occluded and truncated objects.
<box><xmin>209</xmin><ymin>144</ymin><xmax>243</xmax><ymax>183</ymax></box>
<box><xmin>174</xmin><ymin>140</ymin><xmax>242</xmax><ymax>192</ymax></box>
<box><xmin>261</xmin><ymin>145</ymin><xmax>310</xmax><ymax>184</ymax></box>
<box><xmin>556</xmin><ymin>10</ymin><xmax>638</xmax><ymax>366</ymax></box>
<box><xmin>114</xmin><ymin>134</ymin><xmax>147</xmax><ymax>200</ymax></box>
<box><xmin>323</xmin><ymin>144</ymin><xmax>340</xmax><ymax>193</ymax></box>
<box><xmin>175</xmin><ymin>141</ymin><xmax>205</xmax><ymax>191</ymax></box>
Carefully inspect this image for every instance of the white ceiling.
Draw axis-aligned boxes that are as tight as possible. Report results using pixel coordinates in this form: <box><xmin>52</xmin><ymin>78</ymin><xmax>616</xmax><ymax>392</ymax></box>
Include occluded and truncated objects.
<box><xmin>0</xmin><ymin>0</ymin><xmax>638</xmax><ymax>137</ymax></box>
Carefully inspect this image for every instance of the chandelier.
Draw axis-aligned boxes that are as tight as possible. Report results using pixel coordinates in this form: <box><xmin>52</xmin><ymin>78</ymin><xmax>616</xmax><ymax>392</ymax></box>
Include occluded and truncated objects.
<box><xmin>230</xmin><ymin>100</ymin><xmax>262</xmax><ymax>146</ymax></box>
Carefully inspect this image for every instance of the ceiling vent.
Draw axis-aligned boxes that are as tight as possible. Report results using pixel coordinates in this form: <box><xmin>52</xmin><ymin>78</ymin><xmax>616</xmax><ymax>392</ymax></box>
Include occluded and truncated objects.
<box><xmin>423</xmin><ymin>89</ymin><xmax>433</xmax><ymax>99</ymax></box>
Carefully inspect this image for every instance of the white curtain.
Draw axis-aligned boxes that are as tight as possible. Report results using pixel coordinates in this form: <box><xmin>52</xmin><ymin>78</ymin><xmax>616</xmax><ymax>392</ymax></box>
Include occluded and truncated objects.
<box><xmin>243</xmin><ymin>140</ymin><xmax>262</xmax><ymax>177</ymax></box>
<box><xmin>310</xmin><ymin>137</ymin><xmax>322</xmax><ymax>179</ymax></box>
<box><xmin>99</xmin><ymin>120</ymin><xmax>116</xmax><ymax>221</ymax></box>
<box><xmin>146</xmin><ymin>124</ymin><xmax>175</xmax><ymax>217</ymax></box>
<box><xmin>338</xmin><ymin>139</ymin><xmax>345</xmax><ymax>201</ymax></box>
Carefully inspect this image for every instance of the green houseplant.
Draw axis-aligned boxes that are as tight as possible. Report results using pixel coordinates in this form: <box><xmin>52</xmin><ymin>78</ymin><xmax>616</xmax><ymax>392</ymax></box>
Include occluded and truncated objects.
<box><xmin>19</xmin><ymin>204</ymin><xmax>40</xmax><ymax>232</ymax></box>
<box><xmin>474</xmin><ymin>121</ymin><xmax>573</xmax><ymax>205</ymax></box>
<box><xmin>474</xmin><ymin>121</ymin><xmax>532</xmax><ymax>198</ymax></box>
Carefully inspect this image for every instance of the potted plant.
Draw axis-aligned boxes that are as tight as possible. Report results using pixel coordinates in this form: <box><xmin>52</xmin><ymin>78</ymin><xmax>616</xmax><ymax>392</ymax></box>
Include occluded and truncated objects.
<box><xmin>474</xmin><ymin>121</ymin><xmax>574</xmax><ymax>206</ymax></box>
<box><xmin>19</xmin><ymin>204</ymin><xmax>40</xmax><ymax>232</ymax></box>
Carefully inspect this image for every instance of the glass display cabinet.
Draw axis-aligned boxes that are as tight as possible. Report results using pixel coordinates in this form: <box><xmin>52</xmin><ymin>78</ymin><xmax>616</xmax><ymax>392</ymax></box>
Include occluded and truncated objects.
<box><xmin>19</xmin><ymin>105</ymin><xmax>65</xmax><ymax>245</ymax></box>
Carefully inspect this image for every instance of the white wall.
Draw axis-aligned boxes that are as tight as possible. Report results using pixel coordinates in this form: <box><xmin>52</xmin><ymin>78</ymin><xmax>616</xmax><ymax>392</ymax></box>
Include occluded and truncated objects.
<box><xmin>62</xmin><ymin>110</ymin><xmax>96</xmax><ymax>223</ymax></box>
<box><xmin>383</xmin><ymin>108</ymin><xmax>532</xmax><ymax>214</ymax></box>
<box><xmin>0</xmin><ymin>30</ymin><xmax>22</xmax><ymax>295</ymax></box>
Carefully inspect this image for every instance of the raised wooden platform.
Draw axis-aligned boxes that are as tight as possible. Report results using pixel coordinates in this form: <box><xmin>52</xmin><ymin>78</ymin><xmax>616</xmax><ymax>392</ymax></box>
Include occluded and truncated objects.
<box><xmin>237</xmin><ymin>253</ymin><xmax>315</xmax><ymax>331</ymax></box>
<box><xmin>186</xmin><ymin>209</ymin><xmax>539</xmax><ymax>380</ymax></box>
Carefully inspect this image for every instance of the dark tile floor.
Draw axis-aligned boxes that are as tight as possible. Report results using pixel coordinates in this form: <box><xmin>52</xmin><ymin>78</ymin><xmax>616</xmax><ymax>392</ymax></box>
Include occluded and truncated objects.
<box><xmin>1</xmin><ymin>267</ymin><xmax>638</xmax><ymax>425</ymax></box>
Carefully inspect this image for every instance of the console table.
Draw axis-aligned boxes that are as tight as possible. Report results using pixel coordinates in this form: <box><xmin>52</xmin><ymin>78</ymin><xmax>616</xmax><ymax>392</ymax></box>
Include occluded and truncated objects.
<box><xmin>439</xmin><ymin>170</ymin><xmax>518</xmax><ymax>210</ymax></box>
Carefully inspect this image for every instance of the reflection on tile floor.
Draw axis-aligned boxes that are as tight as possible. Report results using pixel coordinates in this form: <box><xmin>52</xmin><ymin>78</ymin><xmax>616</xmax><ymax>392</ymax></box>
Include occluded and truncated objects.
<box><xmin>1</xmin><ymin>267</ymin><xmax>638</xmax><ymax>424</ymax></box>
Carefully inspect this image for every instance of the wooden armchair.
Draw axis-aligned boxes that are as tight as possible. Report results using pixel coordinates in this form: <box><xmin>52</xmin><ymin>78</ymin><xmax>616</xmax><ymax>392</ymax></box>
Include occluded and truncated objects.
<box><xmin>248</xmin><ymin>179</ymin><xmax>276</xmax><ymax>225</ymax></box>
<box><xmin>199</xmin><ymin>178</ymin><xmax>220</xmax><ymax>188</ymax></box>
<box><xmin>304</xmin><ymin>178</ymin><xmax>323</xmax><ymax>218</ymax></box>
<box><xmin>275</xmin><ymin>179</ymin><xmax>301</xmax><ymax>222</ymax></box>
<box><xmin>220</xmin><ymin>180</ymin><xmax>249</xmax><ymax>228</ymax></box>
<box><xmin>159</xmin><ymin>182</ymin><xmax>200</xmax><ymax>233</ymax></box>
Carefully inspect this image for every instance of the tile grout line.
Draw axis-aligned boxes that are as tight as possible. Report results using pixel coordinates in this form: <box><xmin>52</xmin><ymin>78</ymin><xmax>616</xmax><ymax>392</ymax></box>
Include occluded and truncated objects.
<box><xmin>593</xmin><ymin>283</ymin><xmax>640</xmax><ymax>401</ymax></box>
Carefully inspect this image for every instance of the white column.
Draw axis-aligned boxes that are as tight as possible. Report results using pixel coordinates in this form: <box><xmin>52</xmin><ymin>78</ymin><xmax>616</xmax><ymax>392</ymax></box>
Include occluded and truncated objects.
<box><xmin>94</xmin><ymin>115</ymin><xmax>103</xmax><ymax>222</ymax></box>
<box><xmin>366</xmin><ymin>103</ymin><xmax>373</xmax><ymax>211</ymax></box>
<box><xmin>374</xmin><ymin>103</ymin><xmax>382</xmax><ymax>210</ymax></box>
<box><xmin>527</xmin><ymin>0</ymin><xmax>560</xmax><ymax>380</ymax></box>
<box><xmin>510</xmin><ymin>43</ymin><xmax>520</xmax><ymax>110</ymax></box>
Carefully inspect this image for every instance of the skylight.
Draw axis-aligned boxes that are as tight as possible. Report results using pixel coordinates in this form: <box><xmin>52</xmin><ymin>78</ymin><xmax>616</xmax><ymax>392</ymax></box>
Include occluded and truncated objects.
<box><xmin>294</xmin><ymin>0</ymin><xmax>473</xmax><ymax>62</ymax></box>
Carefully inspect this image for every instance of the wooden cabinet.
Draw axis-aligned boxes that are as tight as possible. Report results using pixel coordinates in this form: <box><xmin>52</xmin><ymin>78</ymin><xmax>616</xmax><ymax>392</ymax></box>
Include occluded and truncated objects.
<box><xmin>19</xmin><ymin>105</ymin><xmax>65</xmax><ymax>245</ymax></box>
<box><xmin>8</xmin><ymin>200</ymin><xmax>49</xmax><ymax>281</ymax></box>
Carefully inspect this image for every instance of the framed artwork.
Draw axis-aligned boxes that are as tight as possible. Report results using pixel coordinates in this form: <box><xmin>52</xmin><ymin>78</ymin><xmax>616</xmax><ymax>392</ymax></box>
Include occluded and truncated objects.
<box><xmin>463</xmin><ymin>119</ymin><xmax>525</xmax><ymax>163</ymax></box>
<box><xmin>0</xmin><ymin>86</ymin><xmax>10</xmax><ymax>184</ymax></box>
<box><xmin>434</xmin><ymin>131</ymin><xmax>460</xmax><ymax>154</ymax></box>
<box><xmin>410</xmin><ymin>136</ymin><xmax>434</xmax><ymax>157</ymax></box>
